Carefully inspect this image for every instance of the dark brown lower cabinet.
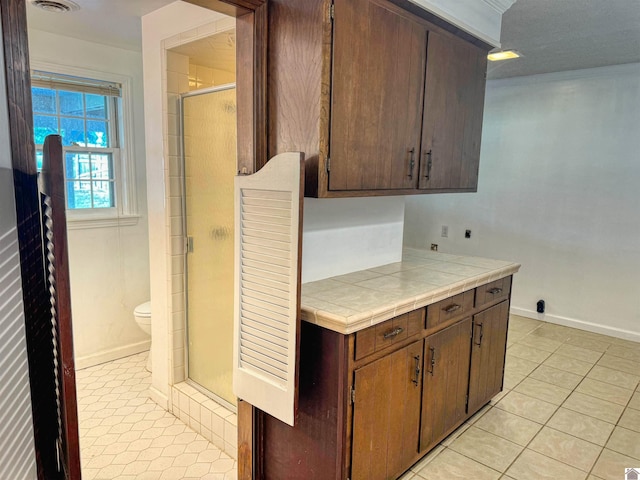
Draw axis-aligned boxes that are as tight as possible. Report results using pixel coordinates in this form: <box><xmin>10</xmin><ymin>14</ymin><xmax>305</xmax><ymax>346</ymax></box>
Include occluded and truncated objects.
<box><xmin>420</xmin><ymin>318</ymin><xmax>472</xmax><ymax>452</ymax></box>
<box><xmin>251</xmin><ymin>277</ymin><xmax>513</xmax><ymax>480</ymax></box>
<box><xmin>468</xmin><ymin>301</ymin><xmax>509</xmax><ymax>414</ymax></box>
<box><xmin>352</xmin><ymin>340</ymin><xmax>423</xmax><ymax>480</ymax></box>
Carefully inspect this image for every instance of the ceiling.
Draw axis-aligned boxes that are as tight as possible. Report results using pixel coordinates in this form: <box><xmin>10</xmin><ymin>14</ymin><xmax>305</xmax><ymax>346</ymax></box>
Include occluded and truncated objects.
<box><xmin>488</xmin><ymin>0</ymin><xmax>640</xmax><ymax>79</ymax></box>
<box><xmin>26</xmin><ymin>0</ymin><xmax>176</xmax><ymax>51</ymax></box>
<box><xmin>25</xmin><ymin>0</ymin><xmax>640</xmax><ymax>77</ymax></box>
<box><xmin>169</xmin><ymin>31</ymin><xmax>236</xmax><ymax>72</ymax></box>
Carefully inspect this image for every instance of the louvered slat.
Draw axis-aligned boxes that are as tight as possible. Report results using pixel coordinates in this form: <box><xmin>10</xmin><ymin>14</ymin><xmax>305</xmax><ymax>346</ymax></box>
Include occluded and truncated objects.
<box><xmin>233</xmin><ymin>152</ymin><xmax>303</xmax><ymax>427</ymax></box>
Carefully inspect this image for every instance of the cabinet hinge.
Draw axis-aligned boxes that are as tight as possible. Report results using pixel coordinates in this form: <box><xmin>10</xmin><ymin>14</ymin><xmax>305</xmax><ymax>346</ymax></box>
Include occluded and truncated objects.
<box><xmin>350</xmin><ymin>386</ymin><xmax>355</xmax><ymax>405</ymax></box>
<box><xmin>329</xmin><ymin>2</ymin><xmax>335</xmax><ymax>20</ymax></box>
<box><xmin>326</xmin><ymin>157</ymin><xmax>331</xmax><ymax>173</ymax></box>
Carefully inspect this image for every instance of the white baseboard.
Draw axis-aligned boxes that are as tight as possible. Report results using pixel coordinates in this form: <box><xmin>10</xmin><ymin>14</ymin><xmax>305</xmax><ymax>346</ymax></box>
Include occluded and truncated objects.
<box><xmin>510</xmin><ymin>307</ymin><xmax>640</xmax><ymax>343</ymax></box>
<box><xmin>150</xmin><ymin>385</ymin><xmax>169</xmax><ymax>410</ymax></box>
<box><xmin>75</xmin><ymin>340</ymin><xmax>151</xmax><ymax>370</ymax></box>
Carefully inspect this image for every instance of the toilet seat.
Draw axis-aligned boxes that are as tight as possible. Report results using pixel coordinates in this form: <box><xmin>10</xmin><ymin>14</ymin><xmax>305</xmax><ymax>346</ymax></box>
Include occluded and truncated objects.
<box><xmin>134</xmin><ymin>301</ymin><xmax>151</xmax><ymax>319</ymax></box>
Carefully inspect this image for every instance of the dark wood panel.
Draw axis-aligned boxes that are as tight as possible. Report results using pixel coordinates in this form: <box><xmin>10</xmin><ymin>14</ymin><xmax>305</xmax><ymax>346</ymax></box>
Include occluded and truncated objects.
<box><xmin>420</xmin><ymin>318</ymin><xmax>472</xmax><ymax>452</ymax></box>
<box><xmin>426</xmin><ymin>290</ymin><xmax>474</xmax><ymax>329</ymax></box>
<box><xmin>419</xmin><ymin>31</ymin><xmax>487</xmax><ymax>191</ymax></box>
<box><xmin>329</xmin><ymin>0</ymin><xmax>426</xmax><ymax>191</ymax></box>
<box><xmin>352</xmin><ymin>339</ymin><xmax>422</xmax><ymax>480</ymax></box>
<box><xmin>40</xmin><ymin>135</ymin><xmax>81</xmax><ymax>480</ymax></box>
<box><xmin>468</xmin><ymin>301</ymin><xmax>509</xmax><ymax>414</ymax></box>
<box><xmin>261</xmin><ymin>322</ymin><xmax>349</xmax><ymax>480</ymax></box>
<box><xmin>386</xmin><ymin>340</ymin><xmax>422</xmax><ymax>478</ymax></box>
<box><xmin>237</xmin><ymin>400</ymin><xmax>253</xmax><ymax>480</ymax></box>
<box><xmin>459</xmin><ymin>48</ymin><xmax>487</xmax><ymax>189</ymax></box>
<box><xmin>267</xmin><ymin>0</ymin><xmax>324</xmax><ymax>168</ymax></box>
<box><xmin>1</xmin><ymin>0</ymin><xmax>69</xmax><ymax>477</ymax></box>
<box><xmin>355</xmin><ymin>309</ymin><xmax>424</xmax><ymax>361</ymax></box>
<box><xmin>236</xmin><ymin>11</ymin><xmax>255</xmax><ymax>175</ymax></box>
<box><xmin>475</xmin><ymin>276</ymin><xmax>512</xmax><ymax>309</ymax></box>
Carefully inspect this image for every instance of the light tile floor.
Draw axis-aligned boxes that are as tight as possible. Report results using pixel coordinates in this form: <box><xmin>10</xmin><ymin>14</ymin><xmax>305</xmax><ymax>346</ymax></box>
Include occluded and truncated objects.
<box><xmin>78</xmin><ymin>318</ymin><xmax>640</xmax><ymax>480</ymax></box>
<box><xmin>401</xmin><ymin>315</ymin><xmax>640</xmax><ymax>480</ymax></box>
<box><xmin>76</xmin><ymin>352</ymin><xmax>236</xmax><ymax>480</ymax></box>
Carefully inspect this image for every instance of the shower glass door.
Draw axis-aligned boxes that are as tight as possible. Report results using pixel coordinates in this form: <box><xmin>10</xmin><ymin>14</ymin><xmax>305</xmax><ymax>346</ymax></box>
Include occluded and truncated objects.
<box><xmin>182</xmin><ymin>85</ymin><xmax>237</xmax><ymax>407</ymax></box>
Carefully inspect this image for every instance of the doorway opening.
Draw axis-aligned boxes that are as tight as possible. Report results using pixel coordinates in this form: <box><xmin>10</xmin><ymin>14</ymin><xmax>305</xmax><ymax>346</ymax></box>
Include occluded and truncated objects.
<box><xmin>168</xmin><ymin>28</ymin><xmax>238</xmax><ymax>410</ymax></box>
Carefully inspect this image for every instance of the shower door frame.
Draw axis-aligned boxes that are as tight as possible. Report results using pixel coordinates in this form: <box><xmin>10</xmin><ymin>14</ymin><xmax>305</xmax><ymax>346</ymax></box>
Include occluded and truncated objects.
<box><xmin>180</xmin><ymin>83</ymin><xmax>238</xmax><ymax>413</ymax></box>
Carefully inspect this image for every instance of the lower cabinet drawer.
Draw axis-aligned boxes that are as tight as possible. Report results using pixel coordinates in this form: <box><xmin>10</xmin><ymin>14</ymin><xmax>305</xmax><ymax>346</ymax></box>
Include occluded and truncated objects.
<box><xmin>426</xmin><ymin>290</ymin><xmax>474</xmax><ymax>330</ymax></box>
<box><xmin>475</xmin><ymin>276</ymin><xmax>512</xmax><ymax>308</ymax></box>
<box><xmin>355</xmin><ymin>309</ymin><xmax>425</xmax><ymax>361</ymax></box>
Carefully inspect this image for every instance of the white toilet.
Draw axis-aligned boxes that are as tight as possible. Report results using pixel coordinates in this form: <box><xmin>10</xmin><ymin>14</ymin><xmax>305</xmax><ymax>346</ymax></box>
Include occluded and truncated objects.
<box><xmin>134</xmin><ymin>301</ymin><xmax>152</xmax><ymax>372</ymax></box>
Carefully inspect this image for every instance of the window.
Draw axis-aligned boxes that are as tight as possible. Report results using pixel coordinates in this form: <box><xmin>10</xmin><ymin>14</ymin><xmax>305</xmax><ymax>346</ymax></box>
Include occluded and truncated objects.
<box><xmin>31</xmin><ymin>71</ymin><xmax>122</xmax><ymax>211</ymax></box>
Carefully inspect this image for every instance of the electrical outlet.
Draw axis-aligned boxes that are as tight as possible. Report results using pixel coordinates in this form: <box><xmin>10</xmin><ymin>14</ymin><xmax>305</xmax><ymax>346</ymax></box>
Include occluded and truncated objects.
<box><xmin>465</xmin><ymin>229</ymin><xmax>472</xmax><ymax>239</ymax></box>
<box><xmin>430</xmin><ymin>243</ymin><xmax>438</xmax><ymax>251</ymax></box>
<box><xmin>441</xmin><ymin>225</ymin><xmax>448</xmax><ymax>238</ymax></box>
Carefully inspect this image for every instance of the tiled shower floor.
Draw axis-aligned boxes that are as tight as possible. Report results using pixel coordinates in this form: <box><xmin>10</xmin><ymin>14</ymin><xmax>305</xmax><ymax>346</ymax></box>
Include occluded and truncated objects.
<box><xmin>76</xmin><ymin>352</ymin><xmax>236</xmax><ymax>480</ymax></box>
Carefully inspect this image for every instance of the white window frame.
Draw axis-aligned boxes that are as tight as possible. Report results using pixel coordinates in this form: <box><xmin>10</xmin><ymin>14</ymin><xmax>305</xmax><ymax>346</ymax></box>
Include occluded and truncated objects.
<box><xmin>31</xmin><ymin>61</ymin><xmax>139</xmax><ymax>229</ymax></box>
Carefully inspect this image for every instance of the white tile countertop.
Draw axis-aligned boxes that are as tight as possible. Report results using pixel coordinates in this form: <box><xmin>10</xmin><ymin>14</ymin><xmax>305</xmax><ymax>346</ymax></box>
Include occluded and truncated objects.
<box><xmin>300</xmin><ymin>247</ymin><xmax>521</xmax><ymax>334</ymax></box>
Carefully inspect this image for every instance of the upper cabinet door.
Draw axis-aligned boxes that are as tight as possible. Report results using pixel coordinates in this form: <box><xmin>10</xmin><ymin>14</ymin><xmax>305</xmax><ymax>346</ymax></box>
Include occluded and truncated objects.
<box><xmin>419</xmin><ymin>31</ymin><xmax>488</xmax><ymax>191</ymax></box>
<box><xmin>329</xmin><ymin>0</ymin><xmax>427</xmax><ymax>191</ymax></box>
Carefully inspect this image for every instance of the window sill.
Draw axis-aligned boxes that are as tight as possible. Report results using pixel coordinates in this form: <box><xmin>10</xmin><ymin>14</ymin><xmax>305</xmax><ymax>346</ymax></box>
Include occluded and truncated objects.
<box><xmin>66</xmin><ymin>214</ymin><xmax>141</xmax><ymax>230</ymax></box>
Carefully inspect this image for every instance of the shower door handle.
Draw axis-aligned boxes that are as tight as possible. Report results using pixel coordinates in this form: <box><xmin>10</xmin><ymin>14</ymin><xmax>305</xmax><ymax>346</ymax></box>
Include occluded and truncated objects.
<box><xmin>186</xmin><ymin>236</ymin><xmax>194</xmax><ymax>253</ymax></box>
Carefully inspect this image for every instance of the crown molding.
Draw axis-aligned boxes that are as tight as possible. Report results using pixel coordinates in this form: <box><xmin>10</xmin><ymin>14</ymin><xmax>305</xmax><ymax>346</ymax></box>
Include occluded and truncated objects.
<box><xmin>482</xmin><ymin>0</ymin><xmax>517</xmax><ymax>15</ymax></box>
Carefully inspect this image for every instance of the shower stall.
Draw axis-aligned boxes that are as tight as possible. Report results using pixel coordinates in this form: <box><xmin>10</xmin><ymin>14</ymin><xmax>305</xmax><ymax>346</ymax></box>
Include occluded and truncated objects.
<box><xmin>180</xmin><ymin>85</ymin><xmax>237</xmax><ymax>409</ymax></box>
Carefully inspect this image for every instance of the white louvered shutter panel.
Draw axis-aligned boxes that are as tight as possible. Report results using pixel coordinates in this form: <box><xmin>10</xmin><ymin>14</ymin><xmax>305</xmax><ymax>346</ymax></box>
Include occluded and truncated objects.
<box><xmin>233</xmin><ymin>152</ymin><xmax>304</xmax><ymax>426</ymax></box>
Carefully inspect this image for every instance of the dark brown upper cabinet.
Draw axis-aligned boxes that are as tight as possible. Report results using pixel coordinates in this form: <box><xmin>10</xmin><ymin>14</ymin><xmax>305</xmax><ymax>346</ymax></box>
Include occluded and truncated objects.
<box><xmin>419</xmin><ymin>30</ymin><xmax>488</xmax><ymax>191</ymax></box>
<box><xmin>267</xmin><ymin>0</ymin><xmax>491</xmax><ymax>198</ymax></box>
<box><xmin>329</xmin><ymin>0</ymin><xmax>426</xmax><ymax>191</ymax></box>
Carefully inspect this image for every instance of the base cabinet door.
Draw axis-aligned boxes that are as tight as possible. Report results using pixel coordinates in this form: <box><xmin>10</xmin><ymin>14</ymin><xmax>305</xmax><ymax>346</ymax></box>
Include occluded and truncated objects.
<box><xmin>351</xmin><ymin>339</ymin><xmax>423</xmax><ymax>480</ymax></box>
<box><xmin>468</xmin><ymin>301</ymin><xmax>509</xmax><ymax>414</ymax></box>
<box><xmin>420</xmin><ymin>318</ymin><xmax>472</xmax><ymax>452</ymax></box>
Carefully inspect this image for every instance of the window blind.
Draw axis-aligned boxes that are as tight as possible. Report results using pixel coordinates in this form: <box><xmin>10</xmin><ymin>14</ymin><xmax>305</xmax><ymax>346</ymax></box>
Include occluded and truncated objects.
<box><xmin>31</xmin><ymin>70</ymin><xmax>121</xmax><ymax>97</ymax></box>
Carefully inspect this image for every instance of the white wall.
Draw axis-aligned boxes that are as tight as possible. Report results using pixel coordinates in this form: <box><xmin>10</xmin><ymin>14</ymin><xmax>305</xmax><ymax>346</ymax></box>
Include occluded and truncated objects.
<box><xmin>302</xmin><ymin>197</ymin><xmax>404</xmax><ymax>283</ymax></box>
<box><xmin>0</xmin><ymin>19</ymin><xmax>38</xmax><ymax>480</ymax></box>
<box><xmin>404</xmin><ymin>63</ymin><xmax>640</xmax><ymax>341</ymax></box>
<box><xmin>27</xmin><ymin>29</ymin><xmax>151</xmax><ymax>367</ymax></box>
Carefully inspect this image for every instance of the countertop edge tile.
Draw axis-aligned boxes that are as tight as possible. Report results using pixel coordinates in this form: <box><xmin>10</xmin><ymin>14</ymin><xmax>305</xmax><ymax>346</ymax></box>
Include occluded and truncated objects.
<box><xmin>302</xmin><ymin>249</ymin><xmax>521</xmax><ymax>334</ymax></box>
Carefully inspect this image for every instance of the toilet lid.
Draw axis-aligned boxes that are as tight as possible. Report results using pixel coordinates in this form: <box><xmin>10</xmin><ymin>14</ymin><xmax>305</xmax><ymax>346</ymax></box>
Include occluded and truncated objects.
<box><xmin>134</xmin><ymin>301</ymin><xmax>151</xmax><ymax>318</ymax></box>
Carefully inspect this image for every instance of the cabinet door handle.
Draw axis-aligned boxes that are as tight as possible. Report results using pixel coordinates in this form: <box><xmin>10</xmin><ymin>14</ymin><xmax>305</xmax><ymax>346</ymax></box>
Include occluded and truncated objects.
<box><xmin>407</xmin><ymin>148</ymin><xmax>416</xmax><ymax>179</ymax></box>
<box><xmin>428</xmin><ymin>347</ymin><xmax>435</xmax><ymax>376</ymax></box>
<box><xmin>412</xmin><ymin>355</ymin><xmax>421</xmax><ymax>386</ymax></box>
<box><xmin>383</xmin><ymin>326</ymin><xmax>404</xmax><ymax>340</ymax></box>
<box><xmin>474</xmin><ymin>322</ymin><xmax>484</xmax><ymax>346</ymax></box>
<box><xmin>423</xmin><ymin>150</ymin><xmax>433</xmax><ymax>179</ymax></box>
<box><xmin>488</xmin><ymin>287</ymin><xmax>503</xmax><ymax>295</ymax></box>
<box><xmin>442</xmin><ymin>303</ymin><xmax>461</xmax><ymax>314</ymax></box>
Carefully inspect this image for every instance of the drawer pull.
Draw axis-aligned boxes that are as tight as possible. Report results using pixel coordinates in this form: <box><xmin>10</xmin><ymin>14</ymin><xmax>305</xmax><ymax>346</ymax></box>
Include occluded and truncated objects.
<box><xmin>412</xmin><ymin>355</ymin><xmax>421</xmax><ymax>386</ymax></box>
<box><xmin>383</xmin><ymin>326</ymin><xmax>404</xmax><ymax>340</ymax></box>
<box><xmin>428</xmin><ymin>347</ymin><xmax>436</xmax><ymax>376</ymax></box>
<box><xmin>474</xmin><ymin>322</ymin><xmax>484</xmax><ymax>346</ymax></box>
<box><xmin>442</xmin><ymin>303</ymin><xmax>461</xmax><ymax>314</ymax></box>
<box><xmin>488</xmin><ymin>287</ymin><xmax>503</xmax><ymax>295</ymax></box>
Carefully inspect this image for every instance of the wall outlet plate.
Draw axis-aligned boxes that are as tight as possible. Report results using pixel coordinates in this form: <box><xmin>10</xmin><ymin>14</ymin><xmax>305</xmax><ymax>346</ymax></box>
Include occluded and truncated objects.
<box><xmin>441</xmin><ymin>225</ymin><xmax>448</xmax><ymax>237</ymax></box>
<box><xmin>465</xmin><ymin>229</ymin><xmax>472</xmax><ymax>239</ymax></box>
<box><xmin>430</xmin><ymin>243</ymin><xmax>438</xmax><ymax>251</ymax></box>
